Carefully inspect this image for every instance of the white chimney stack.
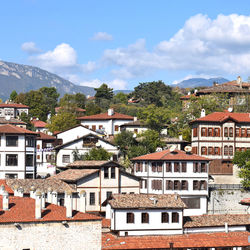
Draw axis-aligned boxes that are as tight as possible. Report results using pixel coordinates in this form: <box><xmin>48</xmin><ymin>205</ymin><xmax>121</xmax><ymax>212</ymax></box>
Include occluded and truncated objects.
<box><xmin>16</xmin><ymin>187</ymin><xmax>24</xmax><ymax>197</ymax></box>
<box><xmin>2</xmin><ymin>191</ymin><xmax>9</xmax><ymax>211</ymax></box>
<box><xmin>79</xmin><ymin>190</ymin><xmax>86</xmax><ymax>213</ymax></box>
<box><xmin>30</xmin><ymin>185</ymin><xmax>36</xmax><ymax>199</ymax></box>
<box><xmin>35</xmin><ymin>190</ymin><xmax>42</xmax><ymax>219</ymax></box>
<box><xmin>200</xmin><ymin>109</ymin><xmax>206</xmax><ymax>118</ymax></box>
<box><xmin>134</xmin><ymin>117</ymin><xmax>137</xmax><ymax>122</ymax></box>
<box><xmin>47</xmin><ymin>187</ymin><xmax>53</xmax><ymax>203</ymax></box>
<box><xmin>108</xmin><ymin>108</ymin><xmax>114</xmax><ymax>116</ymax></box>
<box><xmin>0</xmin><ymin>184</ymin><xmax>5</xmax><ymax>195</ymax></box>
<box><xmin>52</xmin><ymin>191</ymin><xmax>58</xmax><ymax>205</ymax></box>
<box><xmin>65</xmin><ymin>191</ymin><xmax>73</xmax><ymax>218</ymax></box>
<box><xmin>237</xmin><ymin>76</ymin><xmax>242</xmax><ymax>88</ymax></box>
<box><xmin>41</xmin><ymin>192</ymin><xmax>46</xmax><ymax>209</ymax></box>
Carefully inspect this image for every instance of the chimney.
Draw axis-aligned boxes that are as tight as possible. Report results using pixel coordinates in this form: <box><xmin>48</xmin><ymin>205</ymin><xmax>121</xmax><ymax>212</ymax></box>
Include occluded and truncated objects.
<box><xmin>2</xmin><ymin>191</ymin><xmax>9</xmax><ymax>211</ymax></box>
<box><xmin>47</xmin><ymin>187</ymin><xmax>53</xmax><ymax>203</ymax></box>
<box><xmin>108</xmin><ymin>108</ymin><xmax>114</xmax><ymax>116</ymax></box>
<box><xmin>194</xmin><ymin>89</ymin><xmax>198</xmax><ymax>94</ymax></box>
<box><xmin>52</xmin><ymin>191</ymin><xmax>58</xmax><ymax>205</ymax></box>
<box><xmin>30</xmin><ymin>185</ymin><xmax>36</xmax><ymax>199</ymax></box>
<box><xmin>174</xmin><ymin>192</ymin><xmax>178</xmax><ymax>201</ymax></box>
<box><xmin>0</xmin><ymin>184</ymin><xmax>5</xmax><ymax>195</ymax></box>
<box><xmin>65</xmin><ymin>191</ymin><xmax>73</xmax><ymax>218</ymax></box>
<box><xmin>237</xmin><ymin>76</ymin><xmax>242</xmax><ymax>88</ymax></box>
<box><xmin>79</xmin><ymin>190</ymin><xmax>86</xmax><ymax>213</ymax></box>
<box><xmin>179</xmin><ymin>135</ymin><xmax>183</xmax><ymax>141</ymax></box>
<box><xmin>41</xmin><ymin>192</ymin><xmax>46</xmax><ymax>209</ymax></box>
<box><xmin>35</xmin><ymin>190</ymin><xmax>42</xmax><ymax>219</ymax></box>
<box><xmin>134</xmin><ymin>117</ymin><xmax>137</xmax><ymax>122</ymax></box>
<box><xmin>225</xmin><ymin>222</ymin><xmax>229</xmax><ymax>233</ymax></box>
<box><xmin>13</xmin><ymin>185</ymin><xmax>19</xmax><ymax>196</ymax></box>
<box><xmin>200</xmin><ymin>109</ymin><xmax>206</xmax><ymax>118</ymax></box>
<box><xmin>16</xmin><ymin>187</ymin><xmax>24</xmax><ymax>197</ymax></box>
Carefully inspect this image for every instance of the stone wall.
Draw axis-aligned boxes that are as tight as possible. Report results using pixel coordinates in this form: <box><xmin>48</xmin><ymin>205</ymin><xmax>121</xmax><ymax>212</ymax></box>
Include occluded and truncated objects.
<box><xmin>0</xmin><ymin>220</ymin><xmax>101</xmax><ymax>250</ymax></box>
<box><xmin>208</xmin><ymin>186</ymin><xmax>249</xmax><ymax>214</ymax></box>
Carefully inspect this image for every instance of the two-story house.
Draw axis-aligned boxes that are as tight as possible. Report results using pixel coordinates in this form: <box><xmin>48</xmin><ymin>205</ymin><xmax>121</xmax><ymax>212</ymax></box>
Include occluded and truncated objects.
<box><xmin>0</xmin><ymin>103</ymin><xmax>29</xmax><ymax>118</ymax></box>
<box><xmin>190</xmin><ymin>110</ymin><xmax>250</xmax><ymax>184</ymax></box>
<box><xmin>52</xmin><ymin>160</ymin><xmax>140</xmax><ymax>213</ymax></box>
<box><xmin>131</xmin><ymin>148</ymin><xmax>210</xmax><ymax>216</ymax></box>
<box><xmin>0</xmin><ymin>124</ymin><xmax>37</xmax><ymax>179</ymax></box>
<box><xmin>77</xmin><ymin>108</ymin><xmax>134</xmax><ymax>135</ymax></box>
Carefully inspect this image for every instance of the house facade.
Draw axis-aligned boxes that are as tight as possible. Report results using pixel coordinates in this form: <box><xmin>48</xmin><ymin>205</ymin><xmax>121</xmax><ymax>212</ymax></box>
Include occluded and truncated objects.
<box><xmin>77</xmin><ymin>109</ymin><xmax>134</xmax><ymax>135</ymax></box>
<box><xmin>132</xmin><ymin>149</ymin><xmax>210</xmax><ymax>216</ymax></box>
<box><xmin>0</xmin><ymin>103</ymin><xmax>29</xmax><ymax>118</ymax></box>
<box><xmin>52</xmin><ymin>161</ymin><xmax>140</xmax><ymax>212</ymax></box>
<box><xmin>0</xmin><ymin>124</ymin><xmax>37</xmax><ymax>179</ymax></box>
<box><xmin>190</xmin><ymin>110</ymin><xmax>250</xmax><ymax>184</ymax></box>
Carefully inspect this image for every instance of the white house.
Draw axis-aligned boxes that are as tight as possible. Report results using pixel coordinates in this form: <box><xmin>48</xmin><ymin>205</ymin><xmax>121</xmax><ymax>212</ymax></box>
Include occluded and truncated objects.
<box><xmin>0</xmin><ymin>103</ymin><xmax>29</xmax><ymax>118</ymax></box>
<box><xmin>31</xmin><ymin>118</ymin><xmax>49</xmax><ymax>134</ymax></box>
<box><xmin>52</xmin><ymin>160</ymin><xmax>141</xmax><ymax>212</ymax></box>
<box><xmin>0</xmin><ymin>124</ymin><xmax>37</xmax><ymax>179</ymax></box>
<box><xmin>131</xmin><ymin>148</ymin><xmax>210</xmax><ymax>216</ymax></box>
<box><xmin>77</xmin><ymin>108</ymin><xmax>134</xmax><ymax>135</ymax></box>
<box><xmin>106</xmin><ymin>193</ymin><xmax>187</xmax><ymax>236</ymax></box>
<box><xmin>55</xmin><ymin>133</ymin><xmax>120</xmax><ymax>168</ymax></box>
<box><xmin>36</xmin><ymin>132</ymin><xmax>57</xmax><ymax>177</ymax></box>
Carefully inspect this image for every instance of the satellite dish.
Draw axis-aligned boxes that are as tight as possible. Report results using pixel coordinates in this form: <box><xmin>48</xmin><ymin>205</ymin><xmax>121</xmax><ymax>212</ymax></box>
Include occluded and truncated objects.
<box><xmin>156</xmin><ymin>147</ymin><xmax>162</xmax><ymax>152</ymax></box>
<box><xmin>5</xmin><ymin>115</ymin><xmax>10</xmax><ymax>121</ymax></box>
<box><xmin>95</xmin><ymin>142</ymin><xmax>101</xmax><ymax>147</ymax></box>
<box><xmin>228</xmin><ymin>107</ymin><xmax>233</xmax><ymax>113</ymax></box>
<box><xmin>169</xmin><ymin>145</ymin><xmax>177</xmax><ymax>152</ymax></box>
<box><xmin>184</xmin><ymin>146</ymin><xmax>192</xmax><ymax>153</ymax></box>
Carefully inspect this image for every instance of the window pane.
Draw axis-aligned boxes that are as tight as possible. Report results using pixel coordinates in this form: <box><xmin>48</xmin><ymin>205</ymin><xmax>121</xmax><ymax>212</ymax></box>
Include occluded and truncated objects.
<box><xmin>6</xmin><ymin>136</ymin><xmax>18</xmax><ymax>146</ymax></box>
<box><xmin>89</xmin><ymin>192</ymin><xmax>95</xmax><ymax>205</ymax></box>
<box><xmin>6</xmin><ymin>154</ymin><xmax>18</xmax><ymax>166</ymax></box>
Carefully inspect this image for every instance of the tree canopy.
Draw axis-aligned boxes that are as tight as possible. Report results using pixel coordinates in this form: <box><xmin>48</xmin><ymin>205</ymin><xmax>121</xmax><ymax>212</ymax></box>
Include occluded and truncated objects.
<box><xmin>73</xmin><ymin>147</ymin><xmax>112</xmax><ymax>161</ymax></box>
<box><xmin>59</xmin><ymin>93</ymin><xmax>86</xmax><ymax>110</ymax></box>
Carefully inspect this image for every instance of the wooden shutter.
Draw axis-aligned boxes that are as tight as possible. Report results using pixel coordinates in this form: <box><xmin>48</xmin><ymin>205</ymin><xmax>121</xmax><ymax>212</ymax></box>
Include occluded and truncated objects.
<box><xmin>193</xmin><ymin>163</ymin><xmax>196</xmax><ymax>172</ymax></box>
<box><xmin>204</xmin><ymin>181</ymin><xmax>207</xmax><ymax>190</ymax></box>
<box><xmin>239</xmin><ymin>128</ymin><xmax>241</xmax><ymax>137</ymax></box>
<box><xmin>245</xmin><ymin>128</ymin><xmax>247</xmax><ymax>137</ymax></box>
<box><xmin>211</xmin><ymin>128</ymin><xmax>214</xmax><ymax>137</ymax></box>
<box><xmin>205</xmin><ymin>147</ymin><xmax>208</xmax><ymax>155</ymax></box>
<box><xmin>218</xmin><ymin>128</ymin><xmax>220</xmax><ymax>137</ymax></box>
<box><xmin>205</xmin><ymin>128</ymin><xmax>208</xmax><ymax>137</ymax></box>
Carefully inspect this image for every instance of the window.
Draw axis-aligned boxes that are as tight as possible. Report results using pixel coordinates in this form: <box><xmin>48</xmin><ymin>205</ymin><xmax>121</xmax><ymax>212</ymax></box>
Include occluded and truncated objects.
<box><xmin>106</xmin><ymin>191</ymin><xmax>112</xmax><ymax>199</ymax></box>
<box><xmin>115</xmin><ymin>125</ymin><xmax>119</xmax><ymax>132</ymax></box>
<box><xmin>201</xmin><ymin>147</ymin><xmax>206</xmax><ymax>155</ymax></box>
<box><xmin>37</xmin><ymin>144</ymin><xmax>40</xmax><ymax>149</ymax></box>
<box><xmin>135</xmin><ymin>162</ymin><xmax>143</xmax><ymax>172</ymax></box>
<box><xmin>193</xmin><ymin>180</ymin><xmax>199</xmax><ymax>190</ymax></box>
<box><xmin>111</xmin><ymin>167</ymin><xmax>116</xmax><ymax>179</ymax></box>
<box><xmin>236</xmin><ymin>128</ymin><xmax>240</xmax><ymax>137</ymax></box>
<box><xmin>37</xmin><ymin>155</ymin><xmax>40</xmax><ymax>160</ymax></box>
<box><xmin>174</xmin><ymin>180</ymin><xmax>180</xmax><ymax>190</ymax></box>
<box><xmin>46</xmin><ymin>143</ymin><xmax>53</xmax><ymax>148</ymax></box>
<box><xmin>201</xmin><ymin>128</ymin><xmax>206</xmax><ymax>136</ymax></box>
<box><xmin>5</xmin><ymin>173</ymin><xmax>17</xmax><ymax>179</ymax></box>
<box><xmin>247</xmin><ymin>129</ymin><xmax>250</xmax><ymax>137</ymax></box>
<box><xmin>201</xmin><ymin>163</ymin><xmax>207</xmax><ymax>172</ymax></box>
<box><xmin>208</xmin><ymin>128</ymin><xmax>213</xmax><ymax>137</ymax></box>
<box><xmin>200</xmin><ymin>181</ymin><xmax>207</xmax><ymax>190</ymax></box>
<box><xmin>104</xmin><ymin>167</ymin><xmax>109</xmax><ymax>178</ymax></box>
<box><xmin>182</xmin><ymin>197</ymin><xmax>200</xmax><ymax>209</ymax></box>
<box><xmin>26</xmin><ymin>137</ymin><xmax>35</xmax><ymax>147</ymax></box>
<box><xmin>224</xmin><ymin>127</ymin><xmax>228</xmax><ymax>137</ymax></box>
<box><xmin>181</xmin><ymin>162</ymin><xmax>187</xmax><ymax>172</ymax></box>
<box><xmin>161</xmin><ymin>212</ymin><xmax>169</xmax><ymax>223</ymax></box>
<box><xmin>6</xmin><ymin>154</ymin><xmax>18</xmax><ymax>166</ymax></box>
<box><xmin>208</xmin><ymin>147</ymin><xmax>213</xmax><ymax>155</ymax></box>
<box><xmin>99</xmin><ymin>125</ymin><xmax>103</xmax><ymax>129</ymax></box>
<box><xmin>214</xmin><ymin>128</ymin><xmax>219</xmax><ymax>137</ymax></box>
<box><xmin>193</xmin><ymin>127</ymin><xmax>198</xmax><ymax>137</ymax></box>
<box><xmin>6</xmin><ymin>136</ymin><xmax>18</xmax><ymax>146</ymax></box>
<box><xmin>62</xmin><ymin>155</ymin><xmax>70</xmax><ymax>163</ymax></box>
<box><xmin>181</xmin><ymin>180</ymin><xmax>188</xmax><ymax>190</ymax></box>
<box><xmin>144</xmin><ymin>179</ymin><xmax>147</xmax><ymax>189</ymax></box>
<box><xmin>174</xmin><ymin>162</ymin><xmax>180</xmax><ymax>172</ymax></box>
<box><xmin>229</xmin><ymin>146</ymin><xmax>233</xmax><ymax>156</ymax></box>
<box><xmin>193</xmin><ymin>162</ymin><xmax>200</xmax><ymax>173</ymax></box>
<box><xmin>127</xmin><ymin>213</ymin><xmax>134</xmax><ymax>223</ymax></box>
<box><xmin>89</xmin><ymin>192</ymin><xmax>95</xmax><ymax>205</ymax></box>
<box><xmin>151</xmin><ymin>180</ymin><xmax>162</xmax><ymax>190</ymax></box>
<box><xmin>166</xmin><ymin>180</ymin><xmax>173</xmax><ymax>190</ymax></box>
<box><xmin>214</xmin><ymin>147</ymin><xmax>219</xmax><ymax>155</ymax></box>
<box><xmin>25</xmin><ymin>174</ymin><xmax>33</xmax><ymax>179</ymax></box>
<box><xmin>144</xmin><ymin>162</ymin><xmax>148</xmax><ymax>172</ymax></box>
<box><xmin>224</xmin><ymin>146</ymin><xmax>228</xmax><ymax>156</ymax></box>
<box><xmin>92</xmin><ymin>125</ymin><xmax>96</xmax><ymax>131</ymax></box>
<box><xmin>46</xmin><ymin>154</ymin><xmax>54</xmax><ymax>163</ymax></box>
<box><xmin>165</xmin><ymin>162</ymin><xmax>172</xmax><ymax>172</ymax></box>
<box><xmin>141</xmin><ymin>213</ymin><xmax>149</xmax><ymax>223</ymax></box>
<box><xmin>229</xmin><ymin>127</ymin><xmax>233</xmax><ymax>137</ymax></box>
<box><xmin>172</xmin><ymin>212</ymin><xmax>179</xmax><ymax>223</ymax></box>
<box><xmin>26</xmin><ymin>155</ymin><xmax>34</xmax><ymax>166</ymax></box>
<box><xmin>152</xmin><ymin>162</ymin><xmax>163</xmax><ymax>172</ymax></box>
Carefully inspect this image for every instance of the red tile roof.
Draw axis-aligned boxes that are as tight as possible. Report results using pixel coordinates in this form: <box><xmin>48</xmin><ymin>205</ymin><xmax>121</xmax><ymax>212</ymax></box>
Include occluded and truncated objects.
<box><xmin>55</xmin><ymin>107</ymin><xmax>86</xmax><ymax>113</ymax></box>
<box><xmin>77</xmin><ymin>112</ymin><xmax>134</xmax><ymax>121</ymax></box>
<box><xmin>190</xmin><ymin>111</ymin><xmax>250</xmax><ymax>124</ymax></box>
<box><xmin>102</xmin><ymin>232</ymin><xmax>250</xmax><ymax>249</ymax></box>
<box><xmin>0</xmin><ymin>103</ymin><xmax>29</xmax><ymax>108</ymax></box>
<box><xmin>239</xmin><ymin>198</ymin><xmax>250</xmax><ymax>205</ymax></box>
<box><xmin>0</xmin><ymin>180</ymin><xmax>14</xmax><ymax>194</ymax></box>
<box><xmin>132</xmin><ymin>149</ymin><xmax>209</xmax><ymax>161</ymax></box>
<box><xmin>31</xmin><ymin>119</ymin><xmax>47</xmax><ymax>128</ymax></box>
<box><xmin>37</xmin><ymin>132</ymin><xmax>56</xmax><ymax>140</ymax></box>
<box><xmin>0</xmin><ymin>195</ymin><xmax>101</xmax><ymax>223</ymax></box>
<box><xmin>0</xmin><ymin>124</ymin><xmax>38</xmax><ymax>135</ymax></box>
<box><xmin>102</xmin><ymin>218</ymin><xmax>111</xmax><ymax>228</ymax></box>
<box><xmin>180</xmin><ymin>94</ymin><xmax>196</xmax><ymax>100</ymax></box>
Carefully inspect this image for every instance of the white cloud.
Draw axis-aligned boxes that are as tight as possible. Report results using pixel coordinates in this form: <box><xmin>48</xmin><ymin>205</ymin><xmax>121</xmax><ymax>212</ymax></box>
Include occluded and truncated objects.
<box><xmin>91</xmin><ymin>32</ymin><xmax>113</xmax><ymax>41</ymax></box>
<box><xmin>101</xmin><ymin>14</ymin><xmax>250</xmax><ymax>78</ymax></box>
<box><xmin>21</xmin><ymin>42</ymin><xmax>41</xmax><ymax>54</ymax></box>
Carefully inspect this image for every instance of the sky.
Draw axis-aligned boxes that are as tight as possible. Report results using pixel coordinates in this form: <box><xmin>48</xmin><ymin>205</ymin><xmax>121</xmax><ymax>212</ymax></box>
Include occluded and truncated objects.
<box><xmin>1</xmin><ymin>0</ymin><xmax>250</xmax><ymax>90</ymax></box>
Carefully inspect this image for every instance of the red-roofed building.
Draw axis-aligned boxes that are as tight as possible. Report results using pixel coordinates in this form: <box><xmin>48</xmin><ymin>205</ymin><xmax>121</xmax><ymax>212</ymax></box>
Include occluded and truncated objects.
<box><xmin>190</xmin><ymin>110</ymin><xmax>250</xmax><ymax>184</ymax></box>
<box><xmin>77</xmin><ymin>108</ymin><xmax>134</xmax><ymax>135</ymax></box>
<box><xmin>131</xmin><ymin>149</ymin><xmax>210</xmax><ymax>216</ymax></box>
<box><xmin>31</xmin><ymin>117</ymin><xmax>49</xmax><ymax>134</ymax></box>
<box><xmin>0</xmin><ymin>102</ymin><xmax>29</xmax><ymax>119</ymax></box>
<box><xmin>0</xmin><ymin>124</ymin><xmax>37</xmax><ymax>179</ymax></box>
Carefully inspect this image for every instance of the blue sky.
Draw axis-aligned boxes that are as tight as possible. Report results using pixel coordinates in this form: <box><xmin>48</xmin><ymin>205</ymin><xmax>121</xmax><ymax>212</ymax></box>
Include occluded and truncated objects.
<box><xmin>1</xmin><ymin>0</ymin><xmax>250</xmax><ymax>90</ymax></box>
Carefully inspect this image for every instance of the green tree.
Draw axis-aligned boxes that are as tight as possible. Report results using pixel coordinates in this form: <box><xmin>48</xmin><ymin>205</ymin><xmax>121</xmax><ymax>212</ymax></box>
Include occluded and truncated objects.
<box><xmin>114</xmin><ymin>130</ymin><xmax>137</xmax><ymax>155</ymax></box>
<box><xmin>81</xmin><ymin>148</ymin><xmax>112</xmax><ymax>160</ymax></box>
<box><xmin>10</xmin><ymin>90</ymin><xmax>18</xmax><ymax>102</ymax></box>
<box><xmin>19</xmin><ymin>112</ymin><xmax>34</xmax><ymax>131</ymax></box>
<box><xmin>85</xmin><ymin>102</ymin><xmax>102</xmax><ymax>115</ymax></box>
<box><xmin>59</xmin><ymin>93</ymin><xmax>86</xmax><ymax>110</ymax></box>
<box><xmin>112</xmin><ymin>92</ymin><xmax>128</xmax><ymax>104</ymax></box>
<box><xmin>47</xmin><ymin>111</ymin><xmax>78</xmax><ymax>133</ymax></box>
<box><xmin>233</xmin><ymin>150</ymin><xmax>250</xmax><ymax>189</ymax></box>
<box><xmin>95</xmin><ymin>83</ymin><xmax>114</xmax><ymax>100</ymax></box>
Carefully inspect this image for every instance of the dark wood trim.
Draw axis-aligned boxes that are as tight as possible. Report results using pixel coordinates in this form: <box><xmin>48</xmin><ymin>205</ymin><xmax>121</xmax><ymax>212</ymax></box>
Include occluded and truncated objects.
<box><xmin>99</xmin><ymin>169</ymin><xmax>101</xmax><ymax>212</ymax></box>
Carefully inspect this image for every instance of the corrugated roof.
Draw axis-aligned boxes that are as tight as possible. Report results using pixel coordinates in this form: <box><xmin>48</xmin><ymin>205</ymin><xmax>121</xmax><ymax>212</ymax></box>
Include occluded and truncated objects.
<box><xmin>77</xmin><ymin>112</ymin><xmax>134</xmax><ymax>121</ymax></box>
<box><xmin>132</xmin><ymin>149</ymin><xmax>209</xmax><ymax>161</ymax></box>
<box><xmin>0</xmin><ymin>124</ymin><xmax>37</xmax><ymax>135</ymax></box>
<box><xmin>108</xmin><ymin>194</ymin><xmax>187</xmax><ymax>209</ymax></box>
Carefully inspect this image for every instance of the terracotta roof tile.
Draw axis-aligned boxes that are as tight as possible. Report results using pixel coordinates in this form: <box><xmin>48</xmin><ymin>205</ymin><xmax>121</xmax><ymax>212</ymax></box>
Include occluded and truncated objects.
<box><xmin>184</xmin><ymin>214</ymin><xmax>250</xmax><ymax>228</ymax></box>
<box><xmin>132</xmin><ymin>149</ymin><xmax>209</xmax><ymax>161</ymax></box>
<box><xmin>191</xmin><ymin>111</ymin><xmax>250</xmax><ymax>123</ymax></box>
<box><xmin>55</xmin><ymin>107</ymin><xmax>86</xmax><ymax>113</ymax></box>
<box><xmin>31</xmin><ymin>119</ymin><xmax>47</xmax><ymax>128</ymax></box>
<box><xmin>239</xmin><ymin>198</ymin><xmax>250</xmax><ymax>205</ymax></box>
<box><xmin>37</xmin><ymin>132</ymin><xmax>56</xmax><ymax>140</ymax></box>
<box><xmin>0</xmin><ymin>124</ymin><xmax>38</xmax><ymax>135</ymax></box>
<box><xmin>109</xmin><ymin>194</ymin><xmax>187</xmax><ymax>209</ymax></box>
<box><xmin>197</xmin><ymin>84</ymin><xmax>250</xmax><ymax>94</ymax></box>
<box><xmin>67</xmin><ymin>160</ymin><xmax>111</xmax><ymax>168</ymax></box>
<box><xmin>0</xmin><ymin>195</ymin><xmax>101</xmax><ymax>223</ymax></box>
<box><xmin>6</xmin><ymin>178</ymin><xmax>76</xmax><ymax>193</ymax></box>
<box><xmin>77</xmin><ymin>112</ymin><xmax>134</xmax><ymax>121</ymax></box>
<box><xmin>180</xmin><ymin>94</ymin><xmax>196</xmax><ymax>100</ymax></box>
<box><xmin>0</xmin><ymin>117</ymin><xmax>26</xmax><ymax>125</ymax></box>
<box><xmin>102</xmin><ymin>218</ymin><xmax>111</xmax><ymax>228</ymax></box>
<box><xmin>102</xmin><ymin>232</ymin><xmax>250</xmax><ymax>249</ymax></box>
<box><xmin>0</xmin><ymin>180</ymin><xmax>14</xmax><ymax>194</ymax></box>
<box><xmin>51</xmin><ymin>169</ymin><xmax>99</xmax><ymax>182</ymax></box>
<box><xmin>0</xmin><ymin>103</ymin><xmax>29</xmax><ymax>108</ymax></box>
